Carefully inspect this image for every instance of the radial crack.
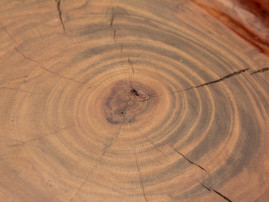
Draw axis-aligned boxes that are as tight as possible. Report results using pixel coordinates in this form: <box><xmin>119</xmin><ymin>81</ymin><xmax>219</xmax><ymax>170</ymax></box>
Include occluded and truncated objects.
<box><xmin>14</xmin><ymin>47</ymin><xmax>82</xmax><ymax>84</ymax></box>
<box><xmin>144</xmin><ymin>136</ymin><xmax>165</xmax><ymax>155</ymax></box>
<box><xmin>200</xmin><ymin>183</ymin><xmax>232</xmax><ymax>202</ymax></box>
<box><xmin>128</xmin><ymin>57</ymin><xmax>135</xmax><ymax>74</ymax></box>
<box><xmin>213</xmin><ymin>190</ymin><xmax>232</xmax><ymax>202</ymax></box>
<box><xmin>1</xmin><ymin>22</ymin><xmax>81</xmax><ymax>84</ymax></box>
<box><xmin>69</xmin><ymin>125</ymin><xmax>122</xmax><ymax>201</ymax></box>
<box><xmin>195</xmin><ymin>68</ymin><xmax>249</xmax><ymax>88</ymax></box>
<box><xmin>135</xmin><ymin>152</ymin><xmax>148</xmax><ymax>202</ymax></box>
<box><xmin>55</xmin><ymin>0</ymin><xmax>65</xmax><ymax>31</ymax></box>
<box><xmin>139</xmin><ymin>129</ymin><xmax>166</xmax><ymax>156</ymax></box>
<box><xmin>100</xmin><ymin>124</ymin><xmax>122</xmax><ymax>157</ymax></box>
<box><xmin>250</xmin><ymin>67</ymin><xmax>269</xmax><ymax>75</ymax></box>
<box><xmin>152</xmin><ymin>68</ymin><xmax>250</xmax><ymax>97</ymax></box>
<box><xmin>0</xmin><ymin>22</ymin><xmax>18</xmax><ymax>42</ymax></box>
<box><xmin>171</xmin><ymin>145</ymin><xmax>208</xmax><ymax>173</ymax></box>
<box><xmin>9</xmin><ymin>125</ymin><xmax>74</xmax><ymax>147</ymax></box>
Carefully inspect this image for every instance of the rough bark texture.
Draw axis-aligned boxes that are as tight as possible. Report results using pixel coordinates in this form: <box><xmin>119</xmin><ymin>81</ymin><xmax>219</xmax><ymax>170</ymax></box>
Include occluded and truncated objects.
<box><xmin>0</xmin><ymin>0</ymin><xmax>268</xmax><ymax>201</ymax></box>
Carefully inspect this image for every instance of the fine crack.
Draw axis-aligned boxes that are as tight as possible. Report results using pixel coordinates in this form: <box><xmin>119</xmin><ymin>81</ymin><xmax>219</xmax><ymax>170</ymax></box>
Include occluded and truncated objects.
<box><xmin>200</xmin><ymin>183</ymin><xmax>232</xmax><ymax>202</ymax></box>
<box><xmin>9</xmin><ymin>125</ymin><xmax>74</xmax><ymax>147</ymax></box>
<box><xmin>0</xmin><ymin>22</ymin><xmax>18</xmax><ymax>42</ymax></box>
<box><xmin>1</xmin><ymin>24</ymin><xmax>81</xmax><ymax>85</ymax></box>
<box><xmin>14</xmin><ymin>47</ymin><xmax>82</xmax><ymax>84</ymax></box>
<box><xmin>0</xmin><ymin>87</ymin><xmax>40</xmax><ymax>94</ymax></box>
<box><xmin>139</xmin><ymin>129</ymin><xmax>166</xmax><ymax>156</ymax></box>
<box><xmin>120</xmin><ymin>44</ymin><xmax>123</xmax><ymax>53</ymax></box>
<box><xmin>128</xmin><ymin>57</ymin><xmax>135</xmax><ymax>74</ymax></box>
<box><xmin>68</xmin><ymin>164</ymin><xmax>98</xmax><ymax>202</ymax></box>
<box><xmin>55</xmin><ymin>0</ymin><xmax>65</xmax><ymax>31</ymax></box>
<box><xmin>113</xmin><ymin>29</ymin><xmax>116</xmax><ymax>39</ymax></box>
<box><xmin>250</xmin><ymin>67</ymin><xmax>269</xmax><ymax>75</ymax></box>
<box><xmin>68</xmin><ymin>125</ymin><xmax>122</xmax><ymax>201</ymax></box>
<box><xmin>135</xmin><ymin>151</ymin><xmax>148</xmax><ymax>202</ymax></box>
<box><xmin>171</xmin><ymin>145</ymin><xmax>208</xmax><ymax>173</ymax></box>
<box><xmin>100</xmin><ymin>124</ymin><xmax>122</xmax><ymax>157</ymax></box>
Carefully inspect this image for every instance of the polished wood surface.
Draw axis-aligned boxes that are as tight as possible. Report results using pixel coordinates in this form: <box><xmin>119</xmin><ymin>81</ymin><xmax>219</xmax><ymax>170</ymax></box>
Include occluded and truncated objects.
<box><xmin>0</xmin><ymin>0</ymin><xmax>268</xmax><ymax>201</ymax></box>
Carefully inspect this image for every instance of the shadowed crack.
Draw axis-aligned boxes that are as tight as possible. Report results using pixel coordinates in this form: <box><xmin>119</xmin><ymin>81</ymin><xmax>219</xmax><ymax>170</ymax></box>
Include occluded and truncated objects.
<box><xmin>200</xmin><ymin>182</ymin><xmax>211</xmax><ymax>191</ymax></box>
<box><xmin>110</xmin><ymin>14</ymin><xmax>114</xmax><ymax>26</ymax></box>
<box><xmin>195</xmin><ymin>68</ymin><xmax>249</xmax><ymax>88</ymax></box>
<box><xmin>251</xmin><ymin>67</ymin><xmax>269</xmax><ymax>75</ymax></box>
<box><xmin>135</xmin><ymin>151</ymin><xmax>148</xmax><ymax>202</ymax></box>
<box><xmin>55</xmin><ymin>0</ymin><xmax>65</xmax><ymax>31</ymax></box>
<box><xmin>200</xmin><ymin>183</ymin><xmax>232</xmax><ymax>202</ymax></box>
<box><xmin>151</xmin><ymin>68</ymin><xmax>249</xmax><ymax>98</ymax></box>
<box><xmin>171</xmin><ymin>145</ymin><xmax>208</xmax><ymax>173</ymax></box>
<box><xmin>68</xmin><ymin>125</ymin><xmax>123</xmax><ymax>202</ymax></box>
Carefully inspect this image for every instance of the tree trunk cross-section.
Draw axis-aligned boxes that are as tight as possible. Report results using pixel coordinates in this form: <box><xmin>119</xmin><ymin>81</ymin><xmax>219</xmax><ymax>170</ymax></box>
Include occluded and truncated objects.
<box><xmin>0</xmin><ymin>0</ymin><xmax>268</xmax><ymax>201</ymax></box>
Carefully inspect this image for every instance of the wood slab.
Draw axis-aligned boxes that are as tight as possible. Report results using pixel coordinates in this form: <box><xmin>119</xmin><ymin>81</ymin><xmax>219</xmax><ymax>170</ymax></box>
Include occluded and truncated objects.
<box><xmin>0</xmin><ymin>0</ymin><xmax>268</xmax><ymax>201</ymax></box>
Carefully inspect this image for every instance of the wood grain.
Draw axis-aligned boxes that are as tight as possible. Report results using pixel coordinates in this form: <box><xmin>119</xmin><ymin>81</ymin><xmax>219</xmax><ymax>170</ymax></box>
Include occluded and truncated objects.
<box><xmin>0</xmin><ymin>0</ymin><xmax>268</xmax><ymax>201</ymax></box>
<box><xmin>191</xmin><ymin>0</ymin><xmax>269</xmax><ymax>54</ymax></box>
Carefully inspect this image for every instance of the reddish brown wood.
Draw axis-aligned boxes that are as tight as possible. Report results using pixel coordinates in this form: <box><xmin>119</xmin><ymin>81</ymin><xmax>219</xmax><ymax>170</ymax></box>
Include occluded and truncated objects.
<box><xmin>0</xmin><ymin>0</ymin><xmax>268</xmax><ymax>201</ymax></box>
<box><xmin>191</xmin><ymin>0</ymin><xmax>269</xmax><ymax>55</ymax></box>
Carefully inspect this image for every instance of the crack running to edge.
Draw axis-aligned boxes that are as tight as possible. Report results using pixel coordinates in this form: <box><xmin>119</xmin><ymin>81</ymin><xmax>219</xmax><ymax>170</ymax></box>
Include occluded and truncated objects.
<box><xmin>195</xmin><ymin>68</ymin><xmax>249</xmax><ymax>88</ymax></box>
<box><xmin>170</xmin><ymin>145</ymin><xmax>208</xmax><ymax>173</ymax></box>
<box><xmin>151</xmin><ymin>68</ymin><xmax>249</xmax><ymax>98</ymax></box>
<box><xmin>200</xmin><ymin>183</ymin><xmax>232</xmax><ymax>202</ymax></box>
<box><xmin>250</xmin><ymin>67</ymin><xmax>269</xmax><ymax>75</ymax></box>
<box><xmin>55</xmin><ymin>0</ymin><xmax>65</xmax><ymax>31</ymax></box>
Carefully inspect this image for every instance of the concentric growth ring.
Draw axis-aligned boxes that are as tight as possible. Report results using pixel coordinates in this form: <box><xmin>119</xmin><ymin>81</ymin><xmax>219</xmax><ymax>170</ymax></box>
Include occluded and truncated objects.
<box><xmin>0</xmin><ymin>1</ymin><xmax>268</xmax><ymax>201</ymax></box>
